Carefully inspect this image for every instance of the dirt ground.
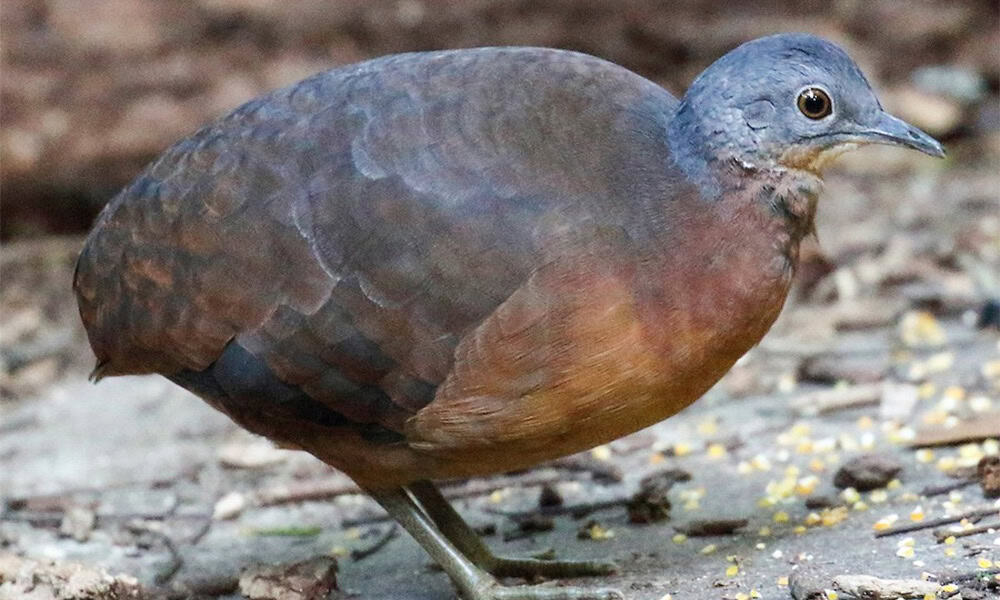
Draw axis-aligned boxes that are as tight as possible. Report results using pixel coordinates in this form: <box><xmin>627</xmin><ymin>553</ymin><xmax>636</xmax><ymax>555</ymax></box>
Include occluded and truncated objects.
<box><xmin>2</xmin><ymin>1</ymin><xmax>1000</xmax><ymax>599</ymax></box>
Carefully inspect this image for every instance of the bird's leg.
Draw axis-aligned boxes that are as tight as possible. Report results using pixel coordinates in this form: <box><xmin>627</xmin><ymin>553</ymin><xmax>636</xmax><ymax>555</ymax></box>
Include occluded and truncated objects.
<box><xmin>369</xmin><ymin>486</ymin><xmax>621</xmax><ymax>600</ymax></box>
<box><xmin>407</xmin><ymin>480</ymin><xmax>618</xmax><ymax>579</ymax></box>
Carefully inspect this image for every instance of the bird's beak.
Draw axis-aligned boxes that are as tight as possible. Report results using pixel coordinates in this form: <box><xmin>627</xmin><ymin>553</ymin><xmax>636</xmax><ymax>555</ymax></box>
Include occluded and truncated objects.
<box><xmin>858</xmin><ymin>111</ymin><xmax>946</xmax><ymax>158</ymax></box>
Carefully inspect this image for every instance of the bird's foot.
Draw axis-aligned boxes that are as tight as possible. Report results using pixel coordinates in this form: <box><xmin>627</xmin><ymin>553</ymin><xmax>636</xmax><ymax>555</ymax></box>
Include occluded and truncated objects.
<box><xmin>485</xmin><ymin>556</ymin><xmax>618</xmax><ymax>579</ymax></box>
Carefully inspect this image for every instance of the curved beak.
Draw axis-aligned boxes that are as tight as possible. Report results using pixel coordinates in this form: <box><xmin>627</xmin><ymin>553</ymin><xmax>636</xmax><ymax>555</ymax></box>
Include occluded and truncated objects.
<box><xmin>860</xmin><ymin>111</ymin><xmax>946</xmax><ymax>158</ymax></box>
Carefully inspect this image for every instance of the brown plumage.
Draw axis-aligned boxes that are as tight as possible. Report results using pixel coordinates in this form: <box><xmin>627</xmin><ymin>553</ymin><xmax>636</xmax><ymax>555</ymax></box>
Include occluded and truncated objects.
<box><xmin>74</xmin><ymin>36</ymin><xmax>943</xmax><ymax>599</ymax></box>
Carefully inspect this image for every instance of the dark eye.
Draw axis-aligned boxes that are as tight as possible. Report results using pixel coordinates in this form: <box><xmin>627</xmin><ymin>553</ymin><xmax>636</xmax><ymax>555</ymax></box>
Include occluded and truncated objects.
<box><xmin>797</xmin><ymin>88</ymin><xmax>832</xmax><ymax>119</ymax></box>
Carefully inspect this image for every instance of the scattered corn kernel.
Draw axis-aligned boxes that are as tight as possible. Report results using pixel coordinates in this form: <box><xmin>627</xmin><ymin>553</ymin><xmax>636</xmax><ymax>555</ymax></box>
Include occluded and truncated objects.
<box><xmin>870</xmin><ymin>490</ymin><xmax>888</xmax><ymax>503</ymax></box>
<box><xmin>672</xmin><ymin>533</ymin><xmax>687</xmax><ymax>544</ymax></box>
<box><xmin>979</xmin><ymin>557</ymin><xmax>994</xmax><ymax>569</ymax></box>
<box><xmin>699</xmin><ymin>544</ymin><xmax>717</xmax><ymax>555</ymax></box>
<box><xmin>971</xmin><ymin>395</ymin><xmax>994</xmax><ymax>413</ymax></box>
<box><xmin>896</xmin><ymin>546</ymin><xmax>915</xmax><ymax>559</ymax></box>
<box><xmin>778</xmin><ymin>373</ymin><xmax>797</xmax><ymax>393</ymax></box>
<box><xmin>777</xmin><ymin>576</ymin><xmax>789</xmax><ymax>586</ymax></box>
<box><xmin>821</xmin><ymin>506</ymin><xmax>849</xmax><ymax>527</ymax></box>
<box><xmin>707</xmin><ymin>443</ymin><xmax>727</xmax><ymax>458</ymax></box>
<box><xmin>726</xmin><ymin>564</ymin><xmax>739</xmax><ymax>577</ymax></box>
<box><xmin>910</xmin><ymin>506</ymin><xmax>925</xmax><ymax>522</ymax></box>
<box><xmin>591</xmin><ymin>445</ymin><xmax>612</xmax><ymax>460</ymax></box>
<box><xmin>796</xmin><ymin>475</ymin><xmax>820</xmax><ymax>496</ymax></box>
<box><xmin>773</xmin><ymin>511</ymin><xmax>790</xmax><ymax>523</ymax></box>
<box><xmin>697</xmin><ymin>419</ymin><xmax>718</xmax><ymax>435</ymax></box>
<box><xmin>937</xmin><ymin>456</ymin><xmax>957</xmax><ymax>472</ymax></box>
<box><xmin>916</xmin><ymin>448</ymin><xmax>935</xmax><ymax>463</ymax></box>
<box><xmin>674</xmin><ymin>442</ymin><xmax>692</xmax><ymax>456</ymax></box>
<box><xmin>899</xmin><ymin>310</ymin><xmax>946</xmax><ymax>347</ymax></box>
<box><xmin>793</xmin><ymin>525</ymin><xmax>807</xmax><ymax>534</ymax></box>
<box><xmin>873</xmin><ymin>514</ymin><xmax>898</xmax><ymax>531</ymax></box>
<box><xmin>926</xmin><ymin>353</ymin><xmax>955</xmax><ymax>373</ymax></box>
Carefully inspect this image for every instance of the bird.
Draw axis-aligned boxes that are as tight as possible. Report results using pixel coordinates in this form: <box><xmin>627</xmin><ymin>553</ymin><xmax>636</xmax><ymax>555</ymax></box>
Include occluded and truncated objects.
<box><xmin>74</xmin><ymin>33</ymin><xmax>944</xmax><ymax>599</ymax></box>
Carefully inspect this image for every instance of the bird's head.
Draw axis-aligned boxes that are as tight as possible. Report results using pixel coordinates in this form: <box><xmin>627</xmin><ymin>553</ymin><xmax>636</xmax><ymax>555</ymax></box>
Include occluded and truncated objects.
<box><xmin>670</xmin><ymin>33</ymin><xmax>944</xmax><ymax>178</ymax></box>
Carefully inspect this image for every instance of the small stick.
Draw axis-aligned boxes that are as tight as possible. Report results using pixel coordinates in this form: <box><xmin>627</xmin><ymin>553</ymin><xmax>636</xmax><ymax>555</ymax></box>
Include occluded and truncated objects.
<box><xmin>933</xmin><ymin>520</ymin><xmax>1000</xmax><ymax>543</ymax></box>
<box><xmin>351</xmin><ymin>524</ymin><xmax>398</xmax><ymax>561</ymax></box>
<box><xmin>790</xmin><ymin>383</ymin><xmax>882</xmax><ymax>417</ymax></box>
<box><xmin>485</xmin><ymin>497</ymin><xmax>627</xmax><ymax>520</ymax></box>
<box><xmin>874</xmin><ymin>506</ymin><xmax>998</xmax><ymax>538</ymax></box>
<box><xmin>255</xmin><ymin>480</ymin><xmax>360</xmax><ymax>506</ymax></box>
<box><xmin>126</xmin><ymin>523</ymin><xmax>183</xmax><ymax>585</ymax></box>
<box><xmin>940</xmin><ymin>568</ymin><xmax>1000</xmax><ymax>585</ymax></box>
<box><xmin>920</xmin><ymin>479</ymin><xmax>977</xmax><ymax>497</ymax></box>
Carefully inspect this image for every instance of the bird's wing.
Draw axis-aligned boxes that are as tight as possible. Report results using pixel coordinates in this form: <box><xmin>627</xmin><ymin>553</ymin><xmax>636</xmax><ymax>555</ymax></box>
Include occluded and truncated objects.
<box><xmin>74</xmin><ymin>47</ymin><xmax>678</xmax><ymax>435</ymax></box>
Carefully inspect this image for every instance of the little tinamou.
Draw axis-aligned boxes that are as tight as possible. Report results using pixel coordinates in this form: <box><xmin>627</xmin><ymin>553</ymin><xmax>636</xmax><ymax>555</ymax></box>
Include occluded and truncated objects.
<box><xmin>75</xmin><ymin>33</ymin><xmax>944</xmax><ymax>599</ymax></box>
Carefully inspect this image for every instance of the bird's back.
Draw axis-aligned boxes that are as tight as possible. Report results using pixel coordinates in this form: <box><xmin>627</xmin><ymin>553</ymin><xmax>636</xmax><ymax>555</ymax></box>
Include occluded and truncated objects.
<box><xmin>74</xmin><ymin>48</ymin><xmax>687</xmax><ymax>476</ymax></box>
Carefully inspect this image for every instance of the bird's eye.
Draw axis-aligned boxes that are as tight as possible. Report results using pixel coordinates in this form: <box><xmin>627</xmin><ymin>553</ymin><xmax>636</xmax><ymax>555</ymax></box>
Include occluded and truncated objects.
<box><xmin>797</xmin><ymin>88</ymin><xmax>832</xmax><ymax>119</ymax></box>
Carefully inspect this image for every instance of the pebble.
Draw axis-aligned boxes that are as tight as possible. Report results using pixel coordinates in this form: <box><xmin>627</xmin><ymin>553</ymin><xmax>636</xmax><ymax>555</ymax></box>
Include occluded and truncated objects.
<box><xmin>834</xmin><ymin>454</ymin><xmax>903</xmax><ymax>491</ymax></box>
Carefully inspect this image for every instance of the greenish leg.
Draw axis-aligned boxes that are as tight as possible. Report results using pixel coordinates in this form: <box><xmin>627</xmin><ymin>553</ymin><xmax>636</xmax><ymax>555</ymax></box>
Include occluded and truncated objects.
<box><xmin>407</xmin><ymin>480</ymin><xmax>618</xmax><ymax>579</ymax></box>
<box><xmin>369</xmin><ymin>486</ymin><xmax>621</xmax><ymax>600</ymax></box>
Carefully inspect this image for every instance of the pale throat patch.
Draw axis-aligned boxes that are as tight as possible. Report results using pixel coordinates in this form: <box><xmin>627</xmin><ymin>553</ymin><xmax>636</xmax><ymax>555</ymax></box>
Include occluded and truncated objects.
<box><xmin>779</xmin><ymin>141</ymin><xmax>861</xmax><ymax>173</ymax></box>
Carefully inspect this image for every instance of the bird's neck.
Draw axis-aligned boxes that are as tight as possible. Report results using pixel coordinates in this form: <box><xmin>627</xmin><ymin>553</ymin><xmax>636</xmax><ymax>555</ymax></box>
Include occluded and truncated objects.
<box><xmin>667</xmin><ymin>101</ymin><xmax>822</xmax><ymax>263</ymax></box>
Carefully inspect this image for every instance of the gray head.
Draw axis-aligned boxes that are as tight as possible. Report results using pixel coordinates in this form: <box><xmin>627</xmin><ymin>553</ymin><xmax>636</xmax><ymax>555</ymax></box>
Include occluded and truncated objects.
<box><xmin>669</xmin><ymin>33</ymin><xmax>944</xmax><ymax>183</ymax></box>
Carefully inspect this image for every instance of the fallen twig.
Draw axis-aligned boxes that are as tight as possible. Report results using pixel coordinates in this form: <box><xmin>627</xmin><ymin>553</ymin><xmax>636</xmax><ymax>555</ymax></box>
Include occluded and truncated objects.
<box><xmin>789</xmin><ymin>383</ymin><xmax>882</xmax><ymax>416</ymax></box>
<box><xmin>485</xmin><ymin>498</ymin><xmax>627</xmax><ymax>520</ymax></box>
<box><xmin>933</xmin><ymin>520</ymin><xmax>1000</xmax><ymax>543</ymax></box>
<box><xmin>939</xmin><ymin>567</ymin><xmax>1000</xmax><ymax>585</ymax></box>
<box><xmin>351</xmin><ymin>524</ymin><xmax>398</xmax><ymax>561</ymax></box>
<box><xmin>546</xmin><ymin>455</ymin><xmax>623</xmax><ymax>483</ymax></box>
<box><xmin>874</xmin><ymin>505</ymin><xmax>998</xmax><ymax>538</ymax></box>
<box><xmin>255</xmin><ymin>480</ymin><xmax>360</xmax><ymax>506</ymax></box>
<box><xmin>126</xmin><ymin>522</ymin><xmax>183</xmax><ymax>585</ymax></box>
<box><xmin>920</xmin><ymin>478</ymin><xmax>977</xmax><ymax>497</ymax></box>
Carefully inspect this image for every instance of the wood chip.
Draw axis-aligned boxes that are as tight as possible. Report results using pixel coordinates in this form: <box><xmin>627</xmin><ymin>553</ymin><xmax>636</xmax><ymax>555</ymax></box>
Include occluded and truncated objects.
<box><xmin>832</xmin><ymin>574</ymin><xmax>940</xmax><ymax>599</ymax></box>
<box><xmin>0</xmin><ymin>554</ymin><xmax>144</xmax><ymax>599</ymax></box>
<box><xmin>790</xmin><ymin>383</ymin><xmax>882</xmax><ymax>416</ymax></box>
<box><xmin>676</xmin><ymin>518</ymin><xmax>748</xmax><ymax>537</ymax></box>
<box><xmin>911</xmin><ymin>413</ymin><xmax>1000</xmax><ymax>447</ymax></box>
<box><xmin>239</xmin><ymin>557</ymin><xmax>338</xmax><ymax>600</ymax></box>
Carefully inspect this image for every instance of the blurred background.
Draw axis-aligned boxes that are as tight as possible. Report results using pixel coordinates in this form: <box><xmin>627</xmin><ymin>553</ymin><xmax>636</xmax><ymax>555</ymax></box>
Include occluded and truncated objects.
<box><xmin>2</xmin><ymin>0</ymin><xmax>998</xmax><ymax>239</ymax></box>
<box><xmin>1</xmin><ymin>2</ymin><xmax>998</xmax><ymax>599</ymax></box>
